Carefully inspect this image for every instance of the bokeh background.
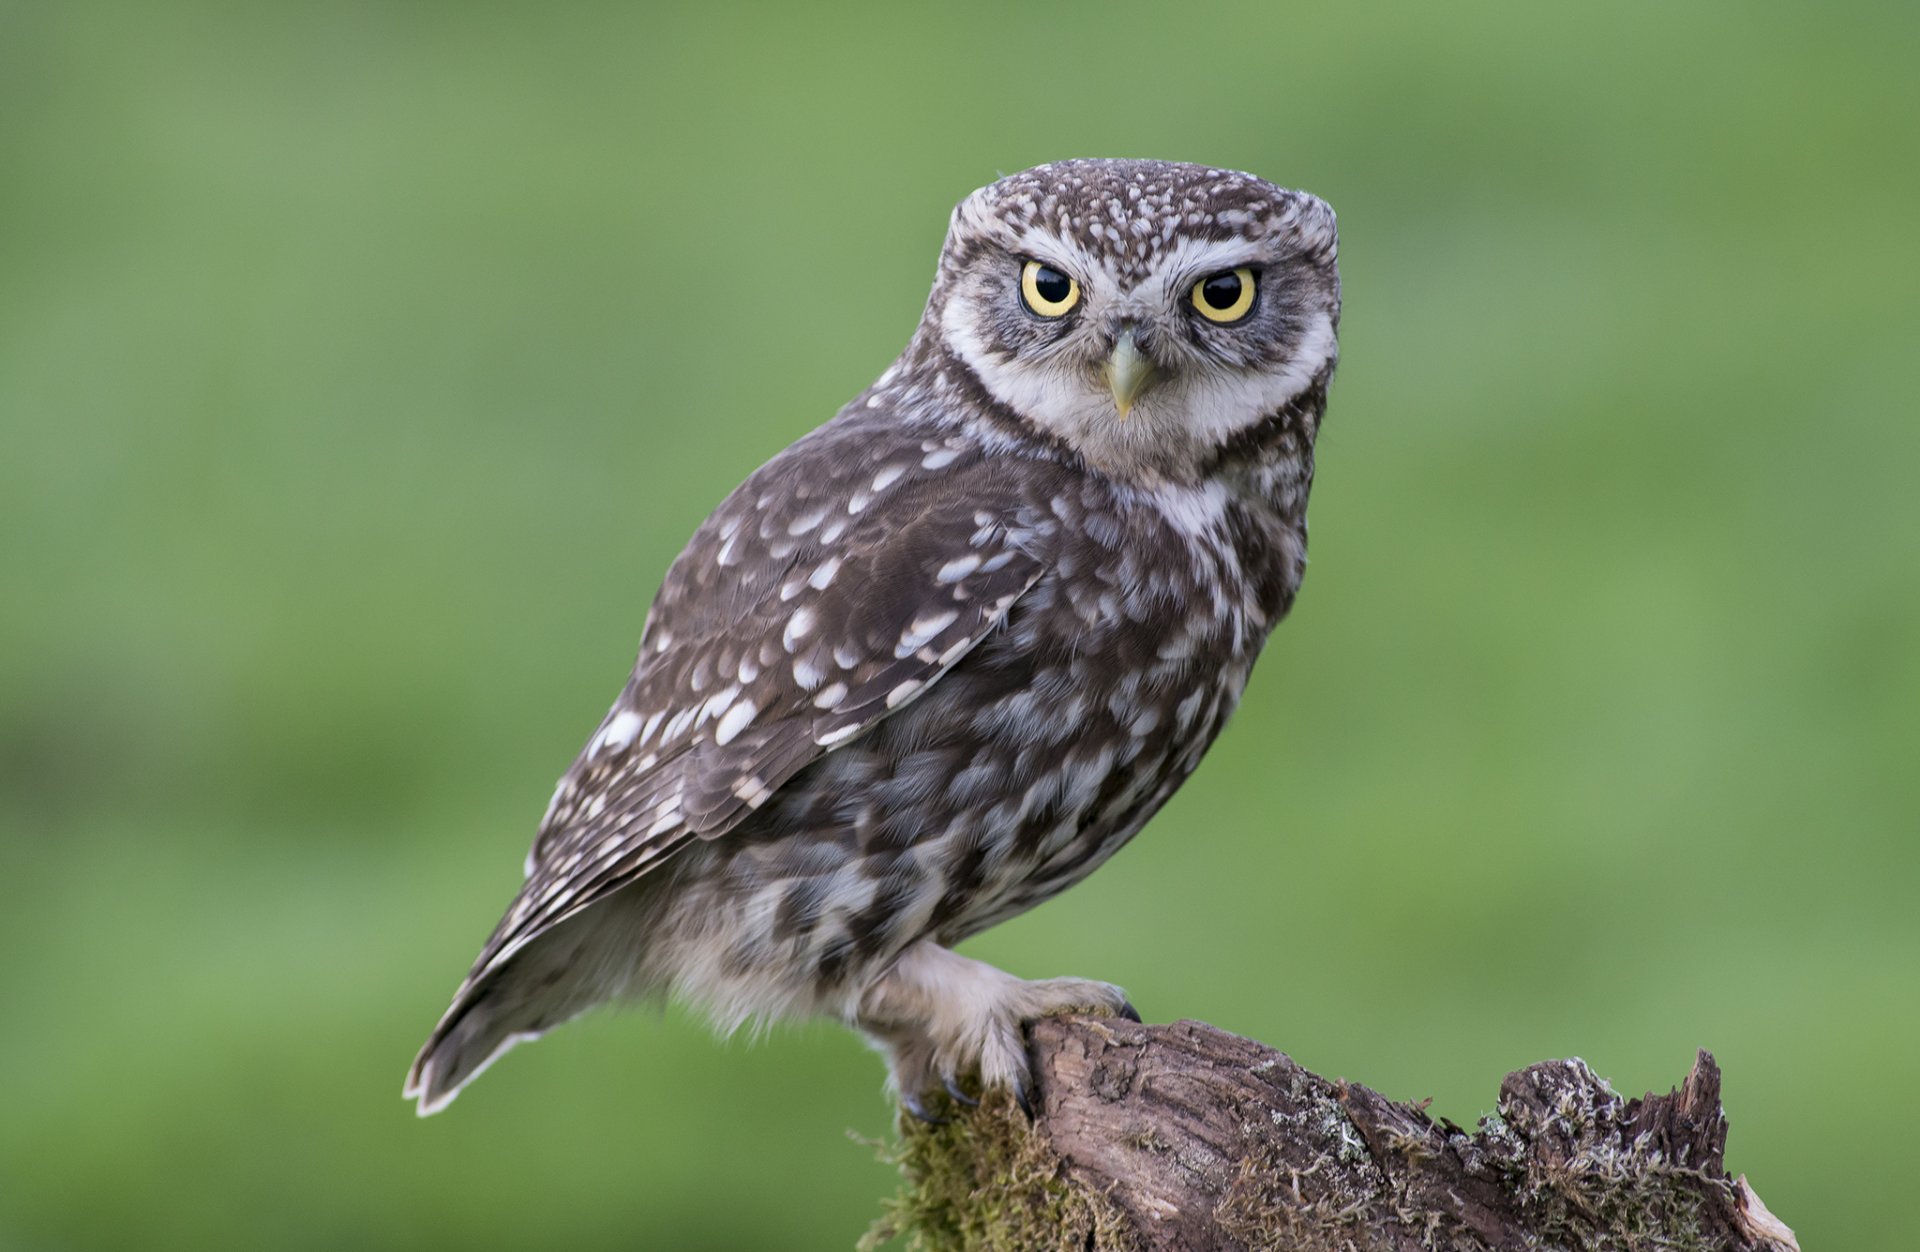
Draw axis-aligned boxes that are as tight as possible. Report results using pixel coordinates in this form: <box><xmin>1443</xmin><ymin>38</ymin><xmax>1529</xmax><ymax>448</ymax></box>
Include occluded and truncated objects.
<box><xmin>3</xmin><ymin>1</ymin><xmax>1914</xmax><ymax>1248</ymax></box>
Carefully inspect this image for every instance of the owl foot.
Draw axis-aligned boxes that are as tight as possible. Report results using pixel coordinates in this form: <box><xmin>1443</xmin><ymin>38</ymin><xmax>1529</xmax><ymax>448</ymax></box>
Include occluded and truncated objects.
<box><xmin>854</xmin><ymin>940</ymin><xmax>1134</xmax><ymax>1120</ymax></box>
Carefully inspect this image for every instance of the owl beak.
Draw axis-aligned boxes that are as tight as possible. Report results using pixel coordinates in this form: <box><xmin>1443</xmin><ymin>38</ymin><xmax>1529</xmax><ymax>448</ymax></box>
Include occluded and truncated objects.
<box><xmin>1104</xmin><ymin>332</ymin><xmax>1158</xmax><ymax>420</ymax></box>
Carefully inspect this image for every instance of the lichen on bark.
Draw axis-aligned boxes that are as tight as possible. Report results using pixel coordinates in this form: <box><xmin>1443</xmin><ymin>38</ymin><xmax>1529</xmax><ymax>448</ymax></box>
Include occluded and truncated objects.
<box><xmin>861</xmin><ymin>1019</ymin><xmax>1798</xmax><ymax>1252</ymax></box>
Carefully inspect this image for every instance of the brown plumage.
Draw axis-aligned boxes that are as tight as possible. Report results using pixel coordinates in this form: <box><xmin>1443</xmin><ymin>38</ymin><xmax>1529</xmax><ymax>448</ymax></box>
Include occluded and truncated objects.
<box><xmin>406</xmin><ymin>159</ymin><xmax>1340</xmax><ymax>1116</ymax></box>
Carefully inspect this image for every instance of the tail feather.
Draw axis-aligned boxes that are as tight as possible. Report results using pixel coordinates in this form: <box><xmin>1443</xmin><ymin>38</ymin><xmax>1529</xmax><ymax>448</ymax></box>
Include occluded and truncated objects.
<box><xmin>404</xmin><ymin>982</ymin><xmax>553</xmax><ymax>1116</ymax></box>
<box><xmin>404</xmin><ymin>895</ymin><xmax>660</xmax><ymax>1114</ymax></box>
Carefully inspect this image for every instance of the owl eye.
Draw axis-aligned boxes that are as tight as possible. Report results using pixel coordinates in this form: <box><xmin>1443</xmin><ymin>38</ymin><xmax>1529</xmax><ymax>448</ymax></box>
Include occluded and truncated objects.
<box><xmin>1019</xmin><ymin>260</ymin><xmax>1080</xmax><ymax>318</ymax></box>
<box><xmin>1192</xmin><ymin>267</ymin><xmax>1257</xmax><ymax>323</ymax></box>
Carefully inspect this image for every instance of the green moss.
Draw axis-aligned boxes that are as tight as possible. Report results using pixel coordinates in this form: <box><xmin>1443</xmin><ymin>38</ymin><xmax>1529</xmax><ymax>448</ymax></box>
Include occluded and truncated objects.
<box><xmin>1515</xmin><ymin>1147</ymin><xmax>1715</xmax><ymax>1252</ymax></box>
<box><xmin>1212</xmin><ymin>1146</ymin><xmax>1385</xmax><ymax>1252</ymax></box>
<box><xmin>1495</xmin><ymin>1078</ymin><xmax>1723</xmax><ymax>1252</ymax></box>
<box><xmin>863</xmin><ymin>1066</ymin><xmax>1732</xmax><ymax>1252</ymax></box>
<box><xmin>860</xmin><ymin>1093</ymin><xmax>1135</xmax><ymax>1252</ymax></box>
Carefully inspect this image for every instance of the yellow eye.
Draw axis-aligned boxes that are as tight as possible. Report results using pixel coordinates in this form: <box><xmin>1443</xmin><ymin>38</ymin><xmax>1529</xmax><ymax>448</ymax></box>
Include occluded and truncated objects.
<box><xmin>1020</xmin><ymin>260</ymin><xmax>1080</xmax><ymax>318</ymax></box>
<box><xmin>1192</xmin><ymin>267</ymin><xmax>1257</xmax><ymax>323</ymax></box>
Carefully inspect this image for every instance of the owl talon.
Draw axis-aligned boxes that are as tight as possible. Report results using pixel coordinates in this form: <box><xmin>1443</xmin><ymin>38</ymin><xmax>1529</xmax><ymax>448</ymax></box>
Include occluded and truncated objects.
<box><xmin>901</xmin><ymin>1091</ymin><xmax>948</xmax><ymax>1126</ymax></box>
<box><xmin>857</xmin><ymin>943</ymin><xmax>1139</xmax><ymax>1128</ymax></box>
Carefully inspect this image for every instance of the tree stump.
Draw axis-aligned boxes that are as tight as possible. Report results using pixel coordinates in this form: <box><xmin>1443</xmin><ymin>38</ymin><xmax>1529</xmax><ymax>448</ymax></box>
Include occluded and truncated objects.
<box><xmin>863</xmin><ymin>1018</ymin><xmax>1798</xmax><ymax>1251</ymax></box>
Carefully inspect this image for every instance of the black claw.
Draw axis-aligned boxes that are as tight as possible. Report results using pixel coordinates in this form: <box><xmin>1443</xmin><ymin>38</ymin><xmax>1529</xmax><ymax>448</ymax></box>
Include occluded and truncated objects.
<box><xmin>901</xmin><ymin>1092</ymin><xmax>948</xmax><ymax>1126</ymax></box>
<box><xmin>943</xmin><ymin>1075</ymin><xmax>979</xmax><ymax>1108</ymax></box>
<box><xmin>1117</xmin><ymin>999</ymin><xmax>1142</xmax><ymax>1023</ymax></box>
<box><xmin>1011</xmin><ymin>1074</ymin><xmax>1034</xmax><ymax>1120</ymax></box>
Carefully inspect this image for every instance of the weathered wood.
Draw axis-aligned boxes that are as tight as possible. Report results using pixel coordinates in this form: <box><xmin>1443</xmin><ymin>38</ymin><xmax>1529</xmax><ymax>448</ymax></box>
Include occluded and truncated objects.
<box><xmin>864</xmin><ymin>1018</ymin><xmax>1798</xmax><ymax>1251</ymax></box>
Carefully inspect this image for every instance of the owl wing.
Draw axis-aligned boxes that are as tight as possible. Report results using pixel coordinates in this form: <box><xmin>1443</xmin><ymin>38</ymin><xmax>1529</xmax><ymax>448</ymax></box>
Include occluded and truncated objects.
<box><xmin>462</xmin><ymin>421</ymin><xmax>1046</xmax><ymax>984</ymax></box>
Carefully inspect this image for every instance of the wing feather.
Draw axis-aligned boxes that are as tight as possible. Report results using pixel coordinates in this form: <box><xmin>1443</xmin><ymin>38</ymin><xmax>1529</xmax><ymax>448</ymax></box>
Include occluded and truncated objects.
<box><xmin>458</xmin><ymin>426</ymin><xmax>1047</xmax><ymax>986</ymax></box>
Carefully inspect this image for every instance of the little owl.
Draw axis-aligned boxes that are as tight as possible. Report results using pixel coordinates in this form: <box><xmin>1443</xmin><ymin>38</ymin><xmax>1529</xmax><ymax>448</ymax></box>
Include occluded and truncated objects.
<box><xmin>405</xmin><ymin>159</ymin><xmax>1341</xmax><ymax>1119</ymax></box>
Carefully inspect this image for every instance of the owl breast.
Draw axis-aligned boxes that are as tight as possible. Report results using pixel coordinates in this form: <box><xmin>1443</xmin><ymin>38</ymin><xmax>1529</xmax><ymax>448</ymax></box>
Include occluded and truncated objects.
<box><xmin>704</xmin><ymin>454</ymin><xmax>1310</xmax><ymax>987</ymax></box>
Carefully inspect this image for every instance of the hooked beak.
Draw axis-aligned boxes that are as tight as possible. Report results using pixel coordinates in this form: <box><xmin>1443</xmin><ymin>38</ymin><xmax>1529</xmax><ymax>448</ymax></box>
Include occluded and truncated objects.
<box><xmin>1103</xmin><ymin>331</ymin><xmax>1159</xmax><ymax>419</ymax></box>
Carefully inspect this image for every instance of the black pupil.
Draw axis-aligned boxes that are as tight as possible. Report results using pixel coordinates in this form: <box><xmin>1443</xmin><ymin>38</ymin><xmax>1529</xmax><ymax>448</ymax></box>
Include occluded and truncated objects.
<box><xmin>1032</xmin><ymin>266</ymin><xmax>1072</xmax><ymax>305</ymax></box>
<box><xmin>1201</xmin><ymin>272</ymin><xmax>1243</xmax><ymax>310</ymax></box>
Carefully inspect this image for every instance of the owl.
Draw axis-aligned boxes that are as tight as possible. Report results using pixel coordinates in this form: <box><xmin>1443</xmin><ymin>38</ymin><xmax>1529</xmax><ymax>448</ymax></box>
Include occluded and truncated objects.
<box><xmin>405</xmin><ymin>159</ymin><xmax>1340</xmax><ymax>1119</ymax></box>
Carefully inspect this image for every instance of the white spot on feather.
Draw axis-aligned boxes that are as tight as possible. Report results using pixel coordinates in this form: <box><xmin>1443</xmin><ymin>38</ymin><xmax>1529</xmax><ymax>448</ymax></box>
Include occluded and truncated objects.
<box><xmin>783</xmin><ymin>606</ymin><xmax>816</xmax><ymax>652</ymax></box>
<box><xmin>597</xmin><ymin>709</ymin><xmax>643</xmax><ymax>754</ymax></box>
<box><xmin>817</xmin><ymin>722</ymin><xmax>863</xmax><ymax>748</ymax></box>
<box><xmin>1175</xmin><ymin>687</ymin><xmax>1206</xmax><ymax>730</ymax></box>
<box><xmin>698</xmin><ymin>686</ymin><xmax>739</xmax><ymax>726</ymax></box>
<box><xmin>732</xmin><ymin>775</ymin><xmax>773</xmax><ymax>806</ymax></box>
<box><xmin>714</xmin><ymin>699</ymin><xmax>759</xmax><ymax>746</ymax></box>
<box><xmin>936</xmin><ymin>554</ymin><xmax>981</xmax><ymax>584</ymax></box>
<box><xmin>645</xmin><ymin>793</ymin><xmax>683</xmax><ymax>836</ymax></box>
<box><xmin>897</xmin><ymin>609</ymin><xmax>959</xmax><ymax>657</ymax></box>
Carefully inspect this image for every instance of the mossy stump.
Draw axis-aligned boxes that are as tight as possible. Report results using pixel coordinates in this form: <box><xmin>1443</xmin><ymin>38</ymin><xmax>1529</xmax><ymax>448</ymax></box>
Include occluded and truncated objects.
<box><xmin>865</xmin><ymin>1018</ymin><xmax>1797</xmax><ymax>1252</ymax></box>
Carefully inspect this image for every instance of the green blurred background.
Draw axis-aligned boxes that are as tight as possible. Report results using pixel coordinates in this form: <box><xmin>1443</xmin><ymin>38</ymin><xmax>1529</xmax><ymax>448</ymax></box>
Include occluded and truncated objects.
<box><xmin>2</xmin><ymin>1</ymin><xmax>1914</xmax><ymax>1247</ymax></box>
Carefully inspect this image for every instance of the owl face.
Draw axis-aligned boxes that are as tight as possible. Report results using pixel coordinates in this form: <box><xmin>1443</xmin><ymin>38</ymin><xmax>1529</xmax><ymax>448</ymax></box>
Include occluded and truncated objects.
<box><xmin>929</xmin><ymin>160</ymin><xmax>1340</xmax><ymax>482</ymax></box>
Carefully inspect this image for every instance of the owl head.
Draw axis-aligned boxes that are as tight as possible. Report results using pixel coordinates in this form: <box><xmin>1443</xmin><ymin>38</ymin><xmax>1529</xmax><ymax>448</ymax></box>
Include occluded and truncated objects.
<box><xmin>925</xmin><ymin>159</ymin><xmax>1340</xmax><ymax>483</ymax></box>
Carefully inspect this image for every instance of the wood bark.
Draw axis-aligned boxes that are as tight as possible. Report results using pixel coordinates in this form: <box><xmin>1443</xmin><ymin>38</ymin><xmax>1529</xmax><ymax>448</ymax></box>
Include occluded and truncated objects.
<box><xmin>866</xmin><ymin>1018</ymin><xmax>1799</xmax><ymax>1252</ymax></box>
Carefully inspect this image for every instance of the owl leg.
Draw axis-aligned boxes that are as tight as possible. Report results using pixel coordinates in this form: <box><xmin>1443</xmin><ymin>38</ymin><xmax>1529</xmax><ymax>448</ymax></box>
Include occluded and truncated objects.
<box><xmin>851</xmin><ymin>940</ymin><xmax>1136</xmax><ymax>1117</ymax></box>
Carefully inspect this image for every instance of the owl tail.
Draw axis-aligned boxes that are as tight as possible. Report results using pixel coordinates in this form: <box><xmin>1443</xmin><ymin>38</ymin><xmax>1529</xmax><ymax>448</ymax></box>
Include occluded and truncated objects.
<box><xmin>404</xmin><ymin>919</ymin><xmax>617</xmax><ymax>1115</ymax></box>
<box><xmin>403</xmin><ymin>978</ymin><xmax>546</xmax><ymax>1116</ymax></box>
<box><xmin>406</xmin><ymin>881</ymin><xmax>670</xmax><ymax>1113</ymax></box>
